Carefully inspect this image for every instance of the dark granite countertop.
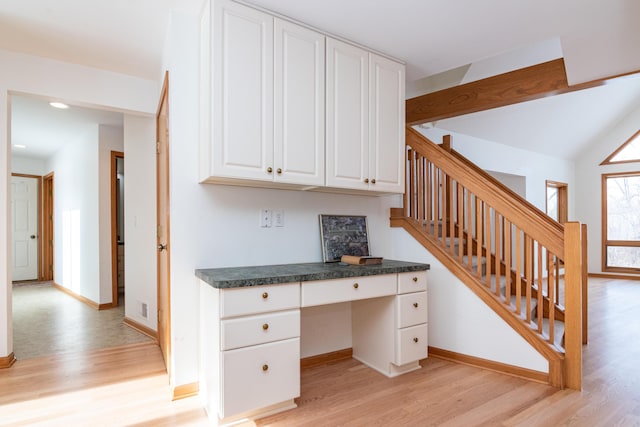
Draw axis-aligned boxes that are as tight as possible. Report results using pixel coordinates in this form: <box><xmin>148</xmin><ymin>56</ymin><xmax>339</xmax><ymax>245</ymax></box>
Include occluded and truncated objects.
<box><xmin>196</xmin><ymin>260</ymin><xmax>430</xmax><ymax>289</ymax></box>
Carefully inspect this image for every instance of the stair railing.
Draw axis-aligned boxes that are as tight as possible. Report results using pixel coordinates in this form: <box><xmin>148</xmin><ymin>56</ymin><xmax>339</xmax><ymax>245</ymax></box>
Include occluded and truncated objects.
<box><xmin>393</xmin><ymin>126</ymin><xmax>583</xmax><ymax>389</ymax></box>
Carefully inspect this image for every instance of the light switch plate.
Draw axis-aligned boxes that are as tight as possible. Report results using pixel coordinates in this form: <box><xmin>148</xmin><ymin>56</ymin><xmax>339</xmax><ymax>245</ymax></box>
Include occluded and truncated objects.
<box><xmin>273</xmin><ymin>210</ymin><xmax>284</xmax><ymax>227</ymax></box>
<box><xmin>260</xmin><ymin>209</ymin><xmax>272</xmax><ymax>227</ymax></box>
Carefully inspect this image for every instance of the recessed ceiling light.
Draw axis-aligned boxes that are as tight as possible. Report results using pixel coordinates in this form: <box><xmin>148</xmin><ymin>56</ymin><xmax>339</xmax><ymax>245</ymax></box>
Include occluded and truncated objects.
<box><xmin>49</xmin><ymin>102</ymin><xmax>69</xmax><ymax>109</ymax></box>
<box><xmin>13</xmin><ymin>144</ymin><xmax>27</xmax><ymax>149</ymax></box>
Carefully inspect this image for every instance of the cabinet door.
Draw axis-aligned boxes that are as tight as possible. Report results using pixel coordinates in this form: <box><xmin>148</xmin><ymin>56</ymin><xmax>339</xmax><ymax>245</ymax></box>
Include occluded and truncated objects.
<box><xmin>211</xmin><ymin>0</ymin><xmax>273</xmax><ymax>181</ymax></box>
<box><xmin>274</xmin><ymin>19</ymin><xmax>325</xmax><ymax>186</ymax></box>
<box><xmin>369</xmin><ymin>54</ymin><xmax>405</xmax><ymax>193</ymax></box>
<box><xmin>326</xmin><ymin>38</ymin><xmax>369</xmax><ymax>190</ymax></box>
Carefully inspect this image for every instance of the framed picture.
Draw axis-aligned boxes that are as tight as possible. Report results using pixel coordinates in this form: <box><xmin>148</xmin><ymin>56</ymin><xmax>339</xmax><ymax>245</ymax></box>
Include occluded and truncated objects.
<box><xmin>319</xmin><ymin>214</ymin><xmax>370</xmax><ymax>262</ymax></box>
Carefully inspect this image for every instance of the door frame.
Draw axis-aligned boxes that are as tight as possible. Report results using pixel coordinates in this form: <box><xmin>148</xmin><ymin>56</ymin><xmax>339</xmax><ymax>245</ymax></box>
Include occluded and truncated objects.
<box><xmin>156</xmin><ymin>71</ymin><xmax>171</xmax><ymax>375</ymax></box>
<box><xmin>42</xmin><ymin>172</ymin><xmax>54</xmax><ymax>281</ymax></box>
<box><xmin>11</xmin><ymin>173</ymin><xmax>42</xmax><ymax>282</ymax></box>
<box><xmin>111</xmin><ymin>151</ymin><xmax>124</xmax><ymax>307</ymax></box>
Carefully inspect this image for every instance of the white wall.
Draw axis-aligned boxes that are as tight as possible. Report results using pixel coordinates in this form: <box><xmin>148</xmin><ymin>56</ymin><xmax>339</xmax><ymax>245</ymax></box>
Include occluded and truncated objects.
<box><xmin>0</xmin><ymin>48</ymin><xmax>158</xmax><ymax>359</ymax></box>
<box><xmin>98</xmin><ymin>125</ymin><xmax>124</xmax><ymax>303</ymax></box>
<box><xmin>46</xmin><ymin>127</ymin><xmax>100</xmax><ymax>300</ymax></box>
<box><xmin>11</xmin><ymin>156</ymin><xmax>46</xmax><ymax>176</ymax></box>
<box><xmin>123</xmin><ymin>114</ymin><xmax>158</xmax><ymax>329</ymax></box>
<box><xmin>418</xmin><ymin>127</ymin><xmax>575</xmax><ymax>215</ymax></box>
<box><xmin>575</xmin><ymin>104</ymin><xmax>640</xmax><ymax>274</ymax></box>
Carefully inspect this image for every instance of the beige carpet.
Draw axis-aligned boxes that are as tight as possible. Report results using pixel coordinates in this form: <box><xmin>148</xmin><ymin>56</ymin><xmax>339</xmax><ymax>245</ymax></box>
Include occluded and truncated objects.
<box><xmin>12</xmin><ymin>281</ymin><xmax>152</xmax><ymax>360</ymax></box>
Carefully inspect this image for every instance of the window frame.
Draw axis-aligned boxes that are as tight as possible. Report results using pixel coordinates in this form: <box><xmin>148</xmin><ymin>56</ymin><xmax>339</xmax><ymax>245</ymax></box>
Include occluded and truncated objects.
<box><xmin>601</xmin><ymin>171</ymin><xmax>640</xmax><ymax>273</ymax></box>
<box><xmin>545</xmin><ymin>180</ymin><xmax>568</xmax><ymax>224</ymax></box>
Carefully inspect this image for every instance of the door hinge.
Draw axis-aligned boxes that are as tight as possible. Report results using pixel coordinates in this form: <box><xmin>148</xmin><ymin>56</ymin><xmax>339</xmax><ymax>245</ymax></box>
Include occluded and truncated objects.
<box><xmin>156</xmin><ymin>141</ymin><xmax>160</xmax><ymax>155</ymax></box>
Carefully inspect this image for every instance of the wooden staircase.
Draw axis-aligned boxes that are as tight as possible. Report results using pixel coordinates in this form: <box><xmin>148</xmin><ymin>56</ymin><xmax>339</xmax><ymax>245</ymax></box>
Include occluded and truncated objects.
<box><xmin>390</xmin><ymin>126</ymin><xmax>587</xmax><ymax>390</ymax></box>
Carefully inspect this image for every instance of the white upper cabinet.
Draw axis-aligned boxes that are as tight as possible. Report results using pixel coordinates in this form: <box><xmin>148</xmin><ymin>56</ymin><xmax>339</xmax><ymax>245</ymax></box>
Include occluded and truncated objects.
<box><xmin>369</xmin><ymin>53</ymin><xmax>405</xmax><ymax>193</ymax></box>
<box><xmin>274</xmin><ymin>19</ymin><xmax>325</xmax><ymax>186</ymax></box>
<box><xmin>326</xmin><ymin>39</ymin><xmax>405</xmax><ymax>193</ymax></box>
<box><xmin>325</xmin><ymin>38</ymin><xmax>370</xmax><ymax>191</ymax></box>
<box><xmin>200</xmin><ymin>0</ymin><xmax>404</xmax><ymax>194</ymax></box>
<box><xmin>208</xmin><ymin>0</ymin><xmax>274</xmax><ymax>182</ymax></box>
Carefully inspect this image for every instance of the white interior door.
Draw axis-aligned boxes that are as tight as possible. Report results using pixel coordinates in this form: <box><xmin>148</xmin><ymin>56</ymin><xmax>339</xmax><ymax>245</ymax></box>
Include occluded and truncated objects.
<box><xmin>11</xmin><ymin>175</ymin><xmax>39</xmax><ymax>281</ymax></box>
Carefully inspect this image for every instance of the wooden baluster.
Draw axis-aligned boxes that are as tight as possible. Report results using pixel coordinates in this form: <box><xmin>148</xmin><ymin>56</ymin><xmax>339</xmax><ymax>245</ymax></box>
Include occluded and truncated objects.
<box><xmin>449</xmin><ymin>179</ymin><xmax>455</xmax><ymax>255</ymax></box>
<box><xmin>485</xmin><ymin>204</ymin><xmax>491</xmax><ymax>288</ymax></box>
<box><xmin>426</xmin><ymin>160</ymin><xmax>432</xmax><ymax>232</ymax></box>
<box><xmin>537</xmin><ymin>243</ymin><xmax>543</xmax><ymax>334</ymax></box>
<box><xmin>495</xmin><ymin>211</ymin><xmax>501</xmax><ymax>297</ymax></box>
<box><xmin>515</xmin><ymin>228</ymin><xmax>522</xmax><ymax>315</ymax></box>
<box><xmin>417</xmin><ymin>154</ymin><xmax>424</xmax><ymax>227</ymax></box>
<box><xmin>440</xmin><ymin>169</ymin><xmax>447</xmax><ymax>246</ymax></box>
<box><xmin>457</xmin><ymin>184</ymin><xmax>464</xmax><ymax>263</ymax></box>
<box><xmin>476</xmin><ymin>198</ymin><xmax>483</xmax><ymax>278</ymax></box>
<box><xmin>467</xmin><ymin>191</ymin><xmax>473</xmax><ymax>271</ymax></box>
<box><xmin>405</xmin><ymin>148</ymin><xmax>412</xmax><ymax>218</ymax></box>
<box><xmin>548</xmin><ymin>251</ymin><xmax>556</xmax><ymax>346</ymax></box>
<box><xmin>505</xmin><ymin>219</ymin><xmax>512</xmax><ymax>303</ymax></box>
<box><xmin>525</xmin><ymin>235</ymin><xmax>533</xmax><ymax>324</ymax></box>
<box><xmin>433</xmin><ymin>166</ymin><xmax>439</xmax><ymax>238</ymax></box>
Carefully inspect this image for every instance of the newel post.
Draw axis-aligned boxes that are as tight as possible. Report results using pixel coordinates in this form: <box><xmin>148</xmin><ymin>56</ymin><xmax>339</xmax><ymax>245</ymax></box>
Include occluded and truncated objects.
<box><xmin>564</xmin><ymin>222</ymin><xmax>583</xmax><ymax>390</ymax></box>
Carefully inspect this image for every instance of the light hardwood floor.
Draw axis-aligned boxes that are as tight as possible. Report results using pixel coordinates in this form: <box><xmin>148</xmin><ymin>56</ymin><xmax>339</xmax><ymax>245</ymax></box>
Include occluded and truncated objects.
<box><xmin>1</xmin><ymin>277</ymin><xmax>639</xmax><ymax>426</ymax></box>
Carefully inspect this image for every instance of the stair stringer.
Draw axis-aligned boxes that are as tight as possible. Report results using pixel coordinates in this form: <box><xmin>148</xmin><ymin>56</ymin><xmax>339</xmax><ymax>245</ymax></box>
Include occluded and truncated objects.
<box><xmin>391</xmin><ymin>214</ymin><xmax>566</xmax><ymax>388</ymax></box>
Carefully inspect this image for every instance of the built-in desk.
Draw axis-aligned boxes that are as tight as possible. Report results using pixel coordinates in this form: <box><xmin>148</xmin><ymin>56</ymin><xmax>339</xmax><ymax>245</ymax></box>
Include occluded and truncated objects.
<box><xmin>197</xmin><ymin>260</ymin><xmax>430</xmax><ymax>425</ymax></box>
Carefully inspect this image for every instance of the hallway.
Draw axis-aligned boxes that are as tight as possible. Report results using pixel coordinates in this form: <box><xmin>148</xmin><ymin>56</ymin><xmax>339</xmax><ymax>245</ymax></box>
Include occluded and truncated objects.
<box><xmin>12</xmin><ymin>282</ymin><xmax>152</xmax><ymax>360</ymax></box>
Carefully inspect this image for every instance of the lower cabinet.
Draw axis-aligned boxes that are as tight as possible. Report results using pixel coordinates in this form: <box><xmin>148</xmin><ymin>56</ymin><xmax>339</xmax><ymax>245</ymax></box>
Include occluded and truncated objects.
<box><xmin>199</xmin><ymin>268</ymin><xmax>428</xmax><ymax>423</ymax></box>
<box><xmin>221</xmin><ymin>338</ymin><xmax>300</xmax><ymax>418</ymax></box>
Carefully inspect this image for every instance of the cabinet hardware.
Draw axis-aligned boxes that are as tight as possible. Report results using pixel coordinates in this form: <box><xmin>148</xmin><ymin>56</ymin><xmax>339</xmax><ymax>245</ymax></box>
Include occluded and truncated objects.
<box><xmin>262</xmin><ymin>323</ymin><xmax>269</xmax><ymax>330</ymax></box>
<box><xmin>277</xmin><ymin>168</ymin><xmax>282</xmax><ymax>174</ymax></box>
<box><xmin>413</xmin><ymin>302</ymin><xmax>419</xmax><ymax>308</ymax></box>
<box><xmin>413</xmin><ymin>277</ymin><xmax>418</xmax><ymax>282</ymax></box>
<box><xmin>371</xmin><ymin>179</ymin><xmax>376</xmax><ymax>184</ymax></box>
<box><xmin>364</xmin><ymin>178</ymin><xmax>369</xmax><ymax>183</ymax></box>
<box><xmin>413</xmin><ymin>337</ymin><xmax>419</xmax><ymax>343</ymax></box>
<box><xmin>262</xmin><ymin>292</ymin><xmax>269</xmax><ymax>299</ymax></box>
<box><xmin>267</xmin><ymin>167</ymin><xmax>273</xmax><ymax>173</ymax></box>
<box><xmin>353</xmin><ymin>283</ymin><xmax>359</xmax><ymax>289</ymax></box>
<box><xmin>262</xmin><ymin>364</ymin><xmax>269</xmax><ymax>372</ymax></box>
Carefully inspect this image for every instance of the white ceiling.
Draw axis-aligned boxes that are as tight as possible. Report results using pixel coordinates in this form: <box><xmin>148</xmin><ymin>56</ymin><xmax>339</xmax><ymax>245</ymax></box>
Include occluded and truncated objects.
<box><xmin>11</xmin><ymin>96</ymin><xmax>123</xmax><ymax>159</ymax></box>
<box><xmin>3</xmin><ymin>0</ymin><xmax>640</xmax><ymax>161</ymax></box>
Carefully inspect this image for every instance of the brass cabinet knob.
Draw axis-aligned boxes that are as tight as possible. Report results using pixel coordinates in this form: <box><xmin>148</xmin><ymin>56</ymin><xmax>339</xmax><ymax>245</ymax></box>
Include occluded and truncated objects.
<box><xmin>267</xmin><ymin>167</ymin><xmax>273</xmax><ymax>173</ymax></box>
<box><xmin>371</xmin><ymin>179</ymin><xmax>376</xmax><ymax>184</ymax></box>
<box><xmin>262</xmin><ymin>364</ymin><xmax>269</xmax><ymax>371</ymax></box>
<box><xmin>262</xmin><ymin>292</ymin><xmax>269</xmax><ymax>299</ymax></box>
<box><xmin>413</xmin><ymin>277</ymin><xmax>418</xmax><ymax>282</ymax></box>
<box><xmin>353</xmin><ymin>283</ymin><xmax>359</xmax><ymax>289</ymax></box>
<box><xmin>277</xmin><ymin>168</ymin><xmax>282</xmax><ymax>174</ymax></box>
<box><xmin>262</xmin><ymin>323</ymin><xmax>269</xmax><ymax>330</ymax></box>
<box><xmin>413</xmin><ymin>337</ymin><xmax>419</xmax><ymax>343</ymax></box>
<box><xmin>413</xmin><ymin>302</ymin><xmax>419</xmax><ymax>308</ymax></box>
<box><xmin>364</xmin><ymin>178</ymin><xmax>369</xmax><ymax>183</ymax></box>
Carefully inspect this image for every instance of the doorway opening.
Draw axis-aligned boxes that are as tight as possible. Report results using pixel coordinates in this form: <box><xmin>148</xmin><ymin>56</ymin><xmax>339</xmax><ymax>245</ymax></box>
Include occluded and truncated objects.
<box><xmin>111</xmin><ymin>151</ymin><xmax>124</xmax><ymax>307</ymax></box>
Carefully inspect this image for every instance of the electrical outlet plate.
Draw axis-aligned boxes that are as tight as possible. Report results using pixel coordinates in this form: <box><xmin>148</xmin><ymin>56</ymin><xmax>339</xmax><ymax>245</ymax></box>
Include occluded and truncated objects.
<box><xmin>260</xmin><ymin>209</ymin><xmax>272</xmax><ymax>227</ymax></box>
<box><xmin>273</xmin><ymin>210</ymin><xmax>284</xmax><ymax>227</ymax></box>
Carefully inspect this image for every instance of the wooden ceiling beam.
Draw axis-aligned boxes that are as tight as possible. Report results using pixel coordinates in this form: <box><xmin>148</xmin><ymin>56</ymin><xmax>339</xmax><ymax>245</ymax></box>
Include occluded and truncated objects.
<box><xmin>406</xmin><ymin>58</ymin><xmax>570</xmax><ymax>125</ymax></box>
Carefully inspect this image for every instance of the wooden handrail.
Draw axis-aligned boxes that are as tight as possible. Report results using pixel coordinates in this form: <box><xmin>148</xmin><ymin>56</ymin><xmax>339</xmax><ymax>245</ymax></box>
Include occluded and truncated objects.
<box><xmin>394</xmin><ymin>127</ymin><xmax>584</xmax><ymax>390</ymax></box>
<box><xmin>406</xmin><ymin>127</ymin><xmax>564</xmax><ymax>256</ymax></box>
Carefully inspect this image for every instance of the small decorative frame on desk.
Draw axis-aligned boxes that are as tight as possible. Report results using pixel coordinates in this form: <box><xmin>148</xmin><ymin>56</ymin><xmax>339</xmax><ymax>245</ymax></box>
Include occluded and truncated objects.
<box><xmin>319</xmin><ymin>214</ymin><xmax>370</xmax><ymax>263</ymax></box>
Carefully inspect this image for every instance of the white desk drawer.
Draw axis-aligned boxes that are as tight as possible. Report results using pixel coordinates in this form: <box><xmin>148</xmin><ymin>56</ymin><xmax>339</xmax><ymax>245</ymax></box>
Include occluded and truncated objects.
<box><xmin>220</xmin><ymin>309</ymin><xmax>300</xmax><ymax>350</ymax></box>
<box><xmin>395</xmin><ymin>323</ymin><xmax>428</xmax><ymax>366</ymax></box>
<box><xmin>396</xmin><ymin>292</ymin><xmax>428</xmax><ymax>329</ymax></box>
<box><xmin>221</xmin><ymin>338</ymin><xmax>300</xmax><ymax>418</ymax></box>
<box><xmin>398</xmin><ymin>271</ymin><xmax>427</xmax><ymax>294</ymax></box>
<box><xmin>301</xmin><ymin>274</ymin><xmax>397</xmax><ymax>307</ymax></box>
<box><xmin>220</xmin><ymin>282</ymin><xmax>300</xmax><ymax>318</ymax></box>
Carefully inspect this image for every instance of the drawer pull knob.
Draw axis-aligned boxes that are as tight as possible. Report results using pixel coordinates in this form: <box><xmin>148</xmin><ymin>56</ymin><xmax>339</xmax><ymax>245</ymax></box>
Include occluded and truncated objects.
<box><xmin>413</xmin><ymin>302</ymin><xmax>419</xmax><ymax>308</ymax></box>
<box><xmin>262</xmin><ymin>364</ymin><xmax>269</xmax><ymax>372</ymax></box>
<box><xmin>267</xmin><ymin>167</ymin><xmax>273</xmax><ymax>173</ymax></box>
<box><xmin>413</xmin><ymin>277</ymin><xmax>418</xmax><ymax>282</ymax></box>
<box><xmin>353</xmin><ymin>283</ymin><xmax>359</xmax><ymax>289</ymax></box>
<box><xmin>371</xmin><ymin>179</ymin><xmax>376</xmax><ymax>184</ymax></box>
<box><xmin>262</xmin><ymin>323</ymin><xmax>269</xmax><ymax>330</ymax></box>
<box><xmin>262</xmin><ymin>292</ymin><xmax>269</xmax><ymax>299</ymax></box>
<box><xmin>277</xmin><ymin>168</ymin><xmax>282</xmax><ymax>174</ymax></box>
<box><xmin>413</xmin><ymin>337</ymin><xmax>419</xmax><ymax>343</ymax></box>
